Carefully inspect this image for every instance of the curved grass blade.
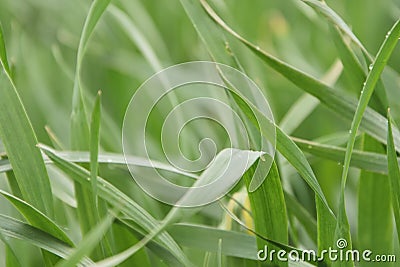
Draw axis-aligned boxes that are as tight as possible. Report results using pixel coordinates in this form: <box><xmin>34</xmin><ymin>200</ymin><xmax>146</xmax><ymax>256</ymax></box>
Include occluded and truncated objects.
<box><xmin>276</xmin><ymin>127</ymin><xmax>333</xmax><ymax>215</ymax></box>
<box><xmin>334</xmin><ymin>18</ymin><xmax>400</xmax><ymax>267</ymax></box>
<box><xmin>0</xmin><ymin>214</ymin><xmax>93</xmax><ymax>266</ymax></box>
<box><xmin>301</xmin><ymin>0</ymin><xmax>371</xmax><ymax>60</ymax></box>
<box><xmin>303</xmin><ymin>0</ymin><xmax>389</xmax><ymax>111</ymax></box>
<box><xmin>56</xmin><ymin>212</ymin><xmax>115</xmax><ymax>267</ymax></box>
<box><xmin>182</xmin><ymin>0</ymin><xmax>332</xmax><ymax>212</ymax></box>
<box><xmin>0</xmin><ymin>232</ymin><xmax>22</xmax><ymax>267</ymax></box>
<box><xmin>387</xmin><ymin>110</ymin><xmax>400</xmax><ymax>245</ymax></box>
<box><xmin>168</xmin><ymin>223</ymin><xmax>258</xmax><ymax>260</ymax></box>
<box><xmin>93</xmin><ymin>148</ymin><xmax>263</xmax><ymax>267</ymax></box>
<box><xmin>71</xmin><ymin>0</ymin><xmax>111</xmax><ymax>150</ymax></box>
<box><xmin>0</xmin><ymin>150</ymin><xmax>199</xmax><ymax>179</ymax></box>
<box><xmin>185</xmin><ymin>4</ymin><xmax>333</xmax><ymax>246</ymax></box>
<box><xmin>0</xmin><ymin>34</ymin><xmax>54</xmax><ymax>217</ymax></box>
<box><xmin>0</xmin><ymin>189</ymin><xmax>73</xmax><ymax>246</ymax></box>
<box><xmin>293</xmin><ymin>137</ymin><xmax>398</xmax><ymax>174</ymax></box>
<box><xmin>199</xmin><ymin>0</ymin><xmax>400</xmax><ymax>153</ymax></box>
<box><xmin>0</xmin><ymin>23</ymin><xmax>10</xmax><ymax>75</ymax></box>
<box><xmin>70</xmin><ymin>0</ymin><xmax>111</xmax><ymax>244</ymax></box>
<box><xmin>219</xmin><ymin>202</ymin><xmax>318</xmax><ymax>266</ymax></box>
<box><xmin>280</xmin><ymin>60</ymin><xmax>342</xmax><ymax>134</ymax></box>
<box><xmin>243</xmin><ymin>162</ymin><xmax>288</xmax><ymax>267</ymax></box>
<box><xmin>197</xmin><ymin>1</ymin><xmax>337</xmax><ymax>260</ymax></box>
<box><xmin>284</xmin><ymin>191</ymin><xmax>317</xmax><ymax>244</ymax></box>
<box><xmin>38</xmin><ymin>144</ymin><xmax>190</xmax><ymax>266</ymax></box>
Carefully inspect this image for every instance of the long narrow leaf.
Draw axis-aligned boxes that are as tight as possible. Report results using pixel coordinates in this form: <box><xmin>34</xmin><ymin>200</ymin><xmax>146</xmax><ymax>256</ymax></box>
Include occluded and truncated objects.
<box><xmin>0</xmin><ymin>214</ymin><xmax>94</xmax><ymax>266</ymax></box>
<box><xmin>38</xmin><ymin>144</ymin><xmax>190</xmax><ymax>266</ymax></box>
<box><xmin>0</xmin><ymin>32</ymin><xmax>54</xmax><ymax>217</ymax></box>
<box><xmin>199</xmin><ymin>0</ymin><xmax>400</xmax><ymax>153</ymax></box>
<box><xmin>56</xmin><ymin>212</ymin><xmax>115</xmax><ymax>267</ymax></box>
<box><xmin>0</xmin><ymin>189</ymin><xmax>73</xmax><ymax>246</ymax></box>
<box><xmin>387</xmin><ymin>110</ymin><xmax>400</xmax><ymax>244</ymax></box>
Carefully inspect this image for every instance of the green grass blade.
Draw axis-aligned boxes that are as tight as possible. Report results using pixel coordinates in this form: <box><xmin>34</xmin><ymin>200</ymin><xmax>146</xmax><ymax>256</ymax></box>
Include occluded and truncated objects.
<box><xmin>334</xmin><ymin>18</ymin><xmax>400</xmax><ymax>267</ymax></box>
<box><xmin>108</xmin><ymin>5</ymin><xmax>163</xmax><ymax>72</ymax></box>
<box><xmin>329</xmin><ymin>26</ymin><xmax>365</xmax><ymax>93</ymax></box>
<box><xmin>1</xmin><ymin>154</ymin><xmax>22</xmax><ymax>198</ymax></box>
<box><xmin>279</xmin><ymin>60</ymin><xmax>342</xmax><ymax>134</ymax></box>
<box><xmin>1</xmin><ymin>150</ymin><xmax>199</xmax><ymax>178</ymax></box>
<box><xmin>220</xmin><ymin>203</ymin><xmax>318</xmax><ymax>266</ymax></box>
<box><xmin>358</xmin><ymin>135</ymin><xmax>393</xmax><ymax>266</ymax></box>
<box><xmin>217</xmin><ymin>238</ymin><xmax>222</xmax><ymax>267</ymax></box>
<box><xmin>0</xmin><ymin>24</ymin><xmax>10</xmax><ymax>75</ymax></box>
<box><xmin>0</xmin><ymin>189</ymin><xmax>73</xmax><ymax>246</ymax></box>
<box><xmin>168</xmin><ymin>223</ymin><xmax>258</xmax><ymax>260</ymax></box>
<box><xmin>284</xmin><ymin>192</ymin><xmax>317</xmax><ymax>244</ymax></box>
<box><xmin>200</xmin><ymin>0</ymin><xmax>400</xmax><ymax>153</ymax></box>
<box><xmin>70</xmin><ymin>0</ymin><xmax>111</xmax><ymax>242</ymax></box>
<box><xmin>276</xmin><ymin>127</ymin><xmax>333</xmax><ymax>214</ymax></box>
<box><xmin>56</xmin><ymin>212</ymin><xmax>115</xmax><ymax>267</ymax></box>
<box><xmin>90</xmin><ymin>91</ymin><xmax>101</xmax><ymax>205</ymax></box>
<box><xmin>38</xmin><ymin>144</ymin><xmax>190</xmax><ymax>266</ymax></box>
<box><xmin>0</xmin><ymin>214</ymin><xmax>94</xmax><ymax>266</ymax></box>
<box><xmin>71</xmin><ymin>0</ymin><xmax>111</xmax><ymax>130</ymax></box>
<box><xmin>94</xmin><ymin>148</ymin><xmax>263</xmax><ymax>267</ymax></box>
<box><xmin>0</xmin><ymin>42</ymin><xmax>54</xmax><ymax>218</ymax></box>
<box><xmin>301</xmin><ymin>0</ymin><xmax>371</xmax><ymax>59</ymax></box>
<box><xmin>387</xmin><ymin>110</ymin><xmax>400</xmax><ymax>245</ymax></box>
<box><xmin>243</xmin><ymin>162</ymin><xmax>288</xmax><ymax>267</ymax></box>
<box><xmin>183</xmin><ymin>0</ymin><xmax>332</xmax><ymax>215</ymax></box>
<box><xmin>293</xmin><ymin>137</ymin><xmax>398</xmax><ymax>174</ymax></box>
<box><xmin>325</xmin><ymin>10</ymin><xmax>388</xmax><ymax>111</ymax></box>
<box><xmin>0</xmin><ymin>232</ymin><xmax>22</xmax><ymax>267</ymax></box>
<box><xmin>303</xmin><ymin>0</ymin><xmax>389</xmax><ymax>111</ymax></box>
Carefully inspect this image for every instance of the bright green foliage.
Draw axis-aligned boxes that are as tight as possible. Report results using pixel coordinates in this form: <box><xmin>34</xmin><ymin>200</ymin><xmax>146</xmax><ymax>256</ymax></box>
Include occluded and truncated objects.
<box><xmin>0</xmin><ymin>0</ymin><xmax>399</xmax><ymax>266</ymax></box>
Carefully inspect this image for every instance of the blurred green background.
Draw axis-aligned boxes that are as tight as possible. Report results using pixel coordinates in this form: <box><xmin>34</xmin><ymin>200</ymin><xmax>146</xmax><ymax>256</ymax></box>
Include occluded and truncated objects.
<box><xmin>0</xmin><ymin>0</ymin><xmax>400</xmax><ymax>266</ymax></box>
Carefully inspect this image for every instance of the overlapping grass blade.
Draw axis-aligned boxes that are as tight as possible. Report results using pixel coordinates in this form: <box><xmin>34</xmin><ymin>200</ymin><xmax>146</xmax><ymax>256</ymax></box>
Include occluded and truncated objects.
<box><xmin>358</xmin><ymin>135</ymin><xmax>393</xmax><ymax>265</ymax></box>
<box><xmin>197</xmin><ymin>1</ymin><xmax>338</xmax><ymax>260</ymax></box>
<box><xmin>38</xmin><ymin>144</ymin><xmax>190</xmax><ymax>265</ymax></box>
<box><xmin>0</xmin><ymin>232</ymin><xmax>22</xmax><ymax>267</ymax></box>
<box><xmin>108</xmin><ymin>5</ymin><xmax>163</xmax><ymax>72</ymax></box>
<box><xmin>293</xmin><ymin>137</ymin><xmax>398</xmax><ymax>174</ymax></box>
<box><xmin>0</xmin><ymin>214</ymin><xmax>94</xmax><ymax>266</ymax></box>
<box><xmin>303</xmin><ymin>0</ymin><xmax>389</xmax><ymax>110</ymax></box>
<box><xmin>94</xmin><ymin>148</ymin><xmax>263</xmax><ymax>267</ymax></box>
<box><xmin>0</xmin><ymin>150</ymin><xmax>199</xmax><ymax>179</ymax></box>
<box><xmin>301</xmin><ymin>0</ymin><xmax>371</xmax><ymax>59</ymax></box>
<box><xmin>168</xmin><ymin>223</ymin><xmax>258</xmax><ymax>260</ymax></box>
<box><xmin>70</xmin><ymin>0</ymin><xmax>111</xmax><ymax>242</ymax></box>
<box><xmin>0</xmin><ymin>29</ymin><xmax>54</xmax><ymax>217</ymax></box>
<box><xmin>243</xmin><ymin>162</ymin><xmax>288</xmax><ymax>267</ymax></box>
<box><xmin>182</xmin><ymin>0</ymin><xmax>332</xmax><ymax>213</ymax></box>
<box><xmin>387</xmin><ymin>110</ymin><xmax>400</xmax><ymax>244</ymax></box>
<box><xmin>56</xmin><ymin>212</ymin><xmax>115</xmax><ymax>267</ymax></box>
<box><xmin>71</xmin><ymin>0</ymin><xmax>111</xmax><ymax>150</ymax></box>
<box><xmin>0</xmin><ymin>23</ymin><xmax>10</xmax><ymax>75</ymax></box>
<box><xmin>199</xmin><ymin>0</ymin><xmax>400</xmax><ymax>153</ymax></box>
<box><xmin>334</xmin><ymin>20</ymin><xmax>400</xmax><ymax>267</ymax></box>
<box><xmin>279</xmin><ymin>60</ymin><xmax>342</xmax><ymax>133</ymax></box>
<box><xmin>220</xmin><ymin>203</ymin><xmax>318</xmax><ymax>266</ymax></box>
<box><xmin>328</xmin><ymin>26</ymin><xmax>365</xmax><ymax>93</ymax></box>
<box><xmin>284</xmin><ymin>191</ymin><xmax>317</xmax><ymax>244</ymax></box>
<box><xmin>0</xmin><ymin>189</ymin><xmax>73</xmax><ymax>246</ymax></box>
